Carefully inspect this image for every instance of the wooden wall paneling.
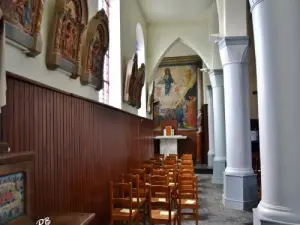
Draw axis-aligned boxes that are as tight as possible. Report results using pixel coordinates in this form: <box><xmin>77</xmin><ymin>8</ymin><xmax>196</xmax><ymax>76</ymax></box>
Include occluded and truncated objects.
<box><xmin>201</xmin><ymin>104</ymin><xmax>209</xmax><ymax>165</ymax></box>
<box><xmin>2</xmin><ymin>75</ymin><xmax>154</xmax><ymax>224</ymax></box>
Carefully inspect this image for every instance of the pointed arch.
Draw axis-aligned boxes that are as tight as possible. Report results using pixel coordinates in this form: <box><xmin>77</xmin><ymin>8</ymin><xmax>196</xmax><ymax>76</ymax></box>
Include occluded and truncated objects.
<box><xmin>149</xmin><ymin>37</ymin><xmax>205</xmax><ymax>80</ymax></box>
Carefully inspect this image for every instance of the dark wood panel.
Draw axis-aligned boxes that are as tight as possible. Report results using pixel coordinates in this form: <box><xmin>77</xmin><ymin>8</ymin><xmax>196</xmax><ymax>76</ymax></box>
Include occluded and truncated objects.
<box><xmin>2</xmin><ymin>75</ymin><xmax>154</xmax><ymax>224</ymax></box>
<box><xmin>201</xmin><ymin>104</ymin><xmax>208</xmax><ymax>165</ymax></box>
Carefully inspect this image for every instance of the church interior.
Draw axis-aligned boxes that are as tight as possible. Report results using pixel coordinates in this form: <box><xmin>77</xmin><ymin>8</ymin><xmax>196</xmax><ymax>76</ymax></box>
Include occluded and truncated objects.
<box><xmin>0</xmin><ymin>0</ymin><xmax>299</xmax><ymax>224</ymax></box>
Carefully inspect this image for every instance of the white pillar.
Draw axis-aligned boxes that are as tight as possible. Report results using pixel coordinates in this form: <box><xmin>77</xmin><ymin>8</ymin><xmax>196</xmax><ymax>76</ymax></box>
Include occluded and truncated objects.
<box><xmin>219</xmin><ymin>36</ymin><xmax>257</xmax><ymax>210</ymax></box>
<box><xmin>209</xmin><ymin>70</ymin><xmax>226</xmax><ymax>184</ymax></box>
<box><xmin>206</xmin><ymin>85</ymin><xmax>214</xmax><ymax>168</ymax></box>
<box><xmin>250</xmin><ymin>0</ymin><xmax>300</xmax><ymax>224</ymax></box>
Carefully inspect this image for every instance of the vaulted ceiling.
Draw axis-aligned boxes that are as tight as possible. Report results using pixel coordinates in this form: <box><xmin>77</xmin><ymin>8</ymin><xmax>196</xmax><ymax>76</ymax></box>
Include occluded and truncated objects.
<box><xmin>138</xmin><ymin>0</ymin><xmax>213</xmax><ymax>23</ymax></box>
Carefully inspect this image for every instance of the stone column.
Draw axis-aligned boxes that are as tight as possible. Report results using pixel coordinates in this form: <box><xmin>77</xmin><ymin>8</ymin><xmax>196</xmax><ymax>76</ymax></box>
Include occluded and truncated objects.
<box><xmin>219</xmin><ymin>36</ymin><xmax>257</xmax><ymax>210</ymax></box>
<box><xmin>209</xmin><ymin>70</ymin><xmax>226</xmax><ymax>184</ymax></box>
<box><xmin>250</xmin><ymin>0</ymin><xmax>300</xmax><ymax>224</ymax></box>
<box><xmin>206</xmin><ymin>85</ymin><xmax>214</xmax><ymax>168</ymax></box>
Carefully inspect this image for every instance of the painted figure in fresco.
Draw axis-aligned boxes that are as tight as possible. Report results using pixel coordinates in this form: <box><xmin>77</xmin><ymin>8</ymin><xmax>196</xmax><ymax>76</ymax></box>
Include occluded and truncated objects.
<box><xmin>23</xmin><ymin>0</ymin><xmax>31</xmax><ymax>31</ymax></box>
<box><xmin>71</xmin><ymin>26</ymin><xmax>78</xmax><ymax>59</ymax></box>
<box><xmin>90</xmin><ymin>39</ymin><xmax>101</xmax><ymax>77</ymax></box>
<box><xmin>187</xmin><ymin>96</ymin><xmax>197</xmax><ymax>127</ymax></box>
<box><xmin>163</xmin><ymin>68</ymin><xmax>174</xmax><ymax>96</ymax></box>
<box><xmin>64</xmin><ymin>23</ymin><xmax>73</xmax><ymax>58</ymax></box>
<box><xmin>175</xmin><ymin>103</ymin><xmax>184</xmax><ymax>128</ymax></box>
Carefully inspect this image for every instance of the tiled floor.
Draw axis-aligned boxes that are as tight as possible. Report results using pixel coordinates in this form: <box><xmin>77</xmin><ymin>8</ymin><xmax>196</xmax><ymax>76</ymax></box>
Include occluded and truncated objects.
<box><xmin>182</xmin><ymin>174</ymin><xmax>253</xmax><ymax>225</ymax></box>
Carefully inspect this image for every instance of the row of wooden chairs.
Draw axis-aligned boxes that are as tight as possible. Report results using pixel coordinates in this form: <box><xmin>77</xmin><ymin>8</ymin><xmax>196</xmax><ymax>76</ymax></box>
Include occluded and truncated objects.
<box><xmin>110</xmin><ymin>154</ymin><xmax>199</xmax><ymax>225</ymax></box>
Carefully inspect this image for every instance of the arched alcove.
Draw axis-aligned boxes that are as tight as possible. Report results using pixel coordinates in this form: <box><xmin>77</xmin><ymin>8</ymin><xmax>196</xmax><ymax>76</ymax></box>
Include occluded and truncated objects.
<box><xmin>149</xmin><ymin>37</ymin><xmax>202</xmax><ymax>80</ymax></box>
<box><xmin>136</xmin><ymin>23</ymin><xmax>147</xmax><ymax>117</ymax></box>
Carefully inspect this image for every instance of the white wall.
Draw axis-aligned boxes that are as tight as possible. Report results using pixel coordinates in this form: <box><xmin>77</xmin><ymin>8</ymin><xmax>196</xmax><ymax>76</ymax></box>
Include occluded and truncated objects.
<box><xmin>165</xmin><ymin>41</ymin><xmax>198</xmax><ymax>57</ymax></box>
<box><xmin>5</xmin><ymin>0</ymin><xmax>99</xmax><ymax>101</ymax></box>
<box><xmin>120</xmin><ymin>0</ymin><xmax>149</xmax><ymax>118</ymax></box>
<box><xmin>147</xmin><ymin>21</ymin><xmax>213</xmax><ymax>83</ymax></box>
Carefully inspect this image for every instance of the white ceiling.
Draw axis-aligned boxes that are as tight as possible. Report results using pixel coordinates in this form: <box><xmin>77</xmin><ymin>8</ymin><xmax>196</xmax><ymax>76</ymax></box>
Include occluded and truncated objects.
<box><xmin>138</xmin><ymin>0</ymin><xmax>213</xmax><ymax>23</ymax></box>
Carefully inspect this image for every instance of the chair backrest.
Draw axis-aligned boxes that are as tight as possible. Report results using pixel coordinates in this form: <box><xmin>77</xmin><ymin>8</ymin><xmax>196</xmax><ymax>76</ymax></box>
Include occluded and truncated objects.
<box><xmin>181</xmin><ymin>154</ymin><xmax>193</xmax><ymax>161</ymax></box>
<box><xmin>150</xmin><ymin>175</ymin><xmax>168</xmax><ymax>186</ymax></box>
<box><xmin>131</xmin><ymin>168</ymin><xmax>147</xmax><ymax>184</ymax></box>
<box><xmin>181</xmin><ymin>159</ymin><xmax>193</xmax><ymax>165</ymax></box>
<box><xmin>110</xmin><ymin>181</ymin><xmax>133</xmax><ymax>215</ymax></box>
<box><xmin>164</xmin><ymin>159</ymin><xmax>176</xmax><ymax>165</ymax></box>
<box><xmin>152</xmin><ymin>169</ymin><xmax>168</xmax><ymax>176</ymax></box>
<box><xmin>121</xmin><ymin>173</ymin><xmax>140</xmax><ymax>203</ymax></box>
<box><xmin>178</xmin><ymin>175</ymin><xmax>198</xmax><ymax>200</ymax></box>
<box><xmin>149</xmin><ymin>185</ymin><xmax>172</xmax><ymax>220</ymax></box>
<box><xmin>178</xmin><ymin>168</ymin><xmax>194</xmax><ymax>176</ymax></box>
<box><xmin>142</xmin><ymin>163</ymin><xmax>153</xmax><ymax>174</ymax></box>
<box><xmin>180</xmin><ymin>164</ymin><xmax>194</xmax><ymax>170</ymax></box>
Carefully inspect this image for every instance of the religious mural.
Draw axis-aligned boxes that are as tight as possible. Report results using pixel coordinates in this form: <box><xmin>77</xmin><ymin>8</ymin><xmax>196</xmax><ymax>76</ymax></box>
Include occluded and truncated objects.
<box><xmin>153</xmin><ymin>62</ymin><xmax>198</xmax><ymax>130</ymax></box>
<box><xmin>0</xmin><ymin>172</ymin><xmax>25</xmax><ymax>224</ymax></box>
<box><xmin>0</xmin><ymin>0</ymin><xmax>45</xmax><ymax>56</ymax></box>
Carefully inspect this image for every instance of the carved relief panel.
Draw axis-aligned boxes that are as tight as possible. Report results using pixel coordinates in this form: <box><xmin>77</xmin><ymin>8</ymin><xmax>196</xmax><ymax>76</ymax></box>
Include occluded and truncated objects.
<box><xmin>79</xmin><ymin>9</ymin><xmax>109</xmax><ymax>90</ymax></box>
<box><xmin>123</xmin><ymin>53</ymin><xmax>138</xmax><ymax>103</ymax></box>
<box><xmin>131</xmin><ymin>63</ymin><xmax>145</xmax><ymax>108</ymax></box>
<box><xmin>0</xmin><ymin>0</ymin><xmax>45</xmax><ymax>57</ymax></box>
<box><xmin>147</xmin><ymin>80</ymin><xmax>155</xmax><ymax>114</ymax></box>
<box><xmin>46</xmin><ymin>0</ymin><xmax>88</xmax><ymax>78</ymax></box>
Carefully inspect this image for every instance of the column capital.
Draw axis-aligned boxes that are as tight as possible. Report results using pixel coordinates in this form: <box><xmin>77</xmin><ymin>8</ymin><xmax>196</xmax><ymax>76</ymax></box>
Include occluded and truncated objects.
<box><xmin>209</xmin><ymin>70</ymin><xmax>223</xmax><ymax>88</ymax></box>
<box><xmin>249</xmin><ymin>0</ymin><xmax>265</xmax><ymax>12</ymax></box>
<box><xmin>219</xmin><ymin>36</ymin><xmax>249</xmax><ymax>66</ymax></box>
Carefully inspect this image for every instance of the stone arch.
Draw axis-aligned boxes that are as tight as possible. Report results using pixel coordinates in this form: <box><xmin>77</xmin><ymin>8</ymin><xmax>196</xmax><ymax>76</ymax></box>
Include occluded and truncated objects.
<box><xmin>148</xmin><ymin>37</ymin><xmax>205</xmax><ymax>80</ymax></box>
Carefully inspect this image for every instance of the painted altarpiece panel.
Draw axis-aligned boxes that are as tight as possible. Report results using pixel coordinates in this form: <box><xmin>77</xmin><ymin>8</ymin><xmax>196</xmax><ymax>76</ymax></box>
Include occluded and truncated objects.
<box><xmin>46</xmin><ymin>0</ymin><xmax>88</xmax><ymax>79</ymax></box>
<box><xmin>0</xmin><ymin>0</ymin><xmax>45</xmax><ymax>57</ymax></box>
<box><xmin>79</xmin><ymin>9</ymin><xmax>109</xmax><ymax>90</ymax></box>
<box><xmin>153</xmin><ymin>55</ymin><xmax>201</xmax><ymax>131</ymax></box>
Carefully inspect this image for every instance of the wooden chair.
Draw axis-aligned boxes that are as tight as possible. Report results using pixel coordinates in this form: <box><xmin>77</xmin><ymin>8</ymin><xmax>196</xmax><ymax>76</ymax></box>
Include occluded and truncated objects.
<box><xmin>181</xmin><ymin>159</ymin><xmax>193</xmax><ymax>166</ymax></box>
<box><xmin>177</xmin><ymin>176</ymin><xmax>198</xmax><ymax>225</ymax></box>
<box><xmin>131</xmin><ymin>168</ymin><xmax>149</xmax><ymax>197</ymax></box>
<box><xmin>180</xmin><ymin>164</ymin><xmax>194</xmax><ymax>170</ymax></box>
<box><xmin>142</xmin><ymin>163</ymin><xmax>153</xmax><ymax>174</ymax></box>
<box><xmin>181</xmin><ymin>154</ymin><xmax>193</xmax><ymax>160</ymax></box>
<box><xmin>150</xmin><ymin>175</ymin><xmax>168</xmax><ymax>186</ymax></box>
<box><xmin>110</xmin><ymin>181</ymin><xmax>139</xmax><ymax>225</ymax></box>
<box><xmin>121</xmin><ymin>174</ymin><xmax>147</xmax><ymax>225</ymax></box>
<box><xmin>149</xmin><ymin>185</ymin><xmax>178</xmax><ymax>225</ymax></box>
<box><xmin>178</xmin><ymin>168</ymin><xmax>194</xmax><ymax>177</ymax></box>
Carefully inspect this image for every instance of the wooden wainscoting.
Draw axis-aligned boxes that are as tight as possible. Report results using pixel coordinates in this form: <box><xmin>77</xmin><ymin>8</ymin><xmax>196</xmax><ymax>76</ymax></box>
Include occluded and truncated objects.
<box><xmin>1</xmin><ymin>75</ymin><xmax>154</xmax><ymax>224</ymax></box>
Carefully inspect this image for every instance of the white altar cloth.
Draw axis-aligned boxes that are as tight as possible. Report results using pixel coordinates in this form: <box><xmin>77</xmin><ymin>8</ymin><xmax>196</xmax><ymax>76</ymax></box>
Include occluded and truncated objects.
<box><xmin>154</xmin><ymin>135</ymin><xmax>187</xmax><ymax>156</ymax></box>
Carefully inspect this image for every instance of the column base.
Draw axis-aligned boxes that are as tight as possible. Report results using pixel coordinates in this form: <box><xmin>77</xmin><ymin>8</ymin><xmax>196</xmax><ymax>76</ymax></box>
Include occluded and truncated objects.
<box><xmin>207</xmin><ymin>151</ymin><xmax>215</xmax><ymax>168</ymax></box>
<box><xmin>222</xmin><ymin>172</ymin><xmax>258</xmax><ymax>210</ymax></box>
<box><xmin>253</xmin><ymin>202</ymin><xmax>300</xmax><ymax>225</ymax></box>
<box><xmin>212</xmin><ymin>160</ymin><xmax>226</xmax><ymax>184</ymax></box>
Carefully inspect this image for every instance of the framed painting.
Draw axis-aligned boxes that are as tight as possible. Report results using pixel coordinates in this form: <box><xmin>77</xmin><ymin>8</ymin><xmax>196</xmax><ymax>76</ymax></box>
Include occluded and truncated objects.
<box><xmin>153</xmin><ymin>55</ymin><xmax>202</xmax><ymax>131</ymax></box>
